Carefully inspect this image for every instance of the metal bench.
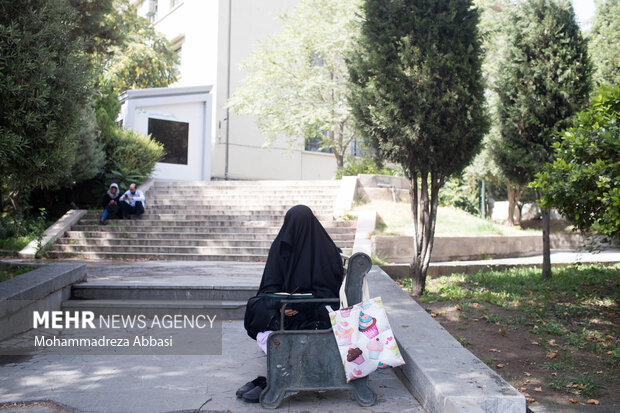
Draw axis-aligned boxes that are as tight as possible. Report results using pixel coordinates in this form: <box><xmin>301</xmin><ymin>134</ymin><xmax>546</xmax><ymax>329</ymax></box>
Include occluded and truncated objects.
<box><xmin>260</xmin><ymin>252</ymin><xmax>377</xmax><ymax>409</ymax></box>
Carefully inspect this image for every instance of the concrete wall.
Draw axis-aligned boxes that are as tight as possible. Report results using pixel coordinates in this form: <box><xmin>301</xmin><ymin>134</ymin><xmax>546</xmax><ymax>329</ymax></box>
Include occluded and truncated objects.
<box><xmin>373</xmin><ymin>234</ymin><xmax>589</xmax><ymax>264</ymax></box>
<box><xmin>0</xmin><ymin>263</ymin><xmax>87</xmax><ymax>342</ymax></box>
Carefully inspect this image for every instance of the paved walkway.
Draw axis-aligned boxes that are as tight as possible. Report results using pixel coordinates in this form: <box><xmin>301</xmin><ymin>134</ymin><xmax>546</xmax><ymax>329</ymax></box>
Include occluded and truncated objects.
<box><xmin>0</xmin><ymin>261</ymin><xmax>422</xmax><ymax>413</ymax></box>
<box><xmin>431</xmin><ymin>248</ymin><xmax>620</xmax><ymax>267</ymax></box>
<box><xmin>0</xmin><ymin>320</ymin><xmax>421</xmax><ymax>413</ymax></box>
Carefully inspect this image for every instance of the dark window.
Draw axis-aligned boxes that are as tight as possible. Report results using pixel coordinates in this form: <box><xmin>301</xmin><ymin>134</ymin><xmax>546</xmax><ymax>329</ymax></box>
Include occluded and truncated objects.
<box><xmin>305</xmin><ymin>135</ymin><xmax>332</xmax><ymax>153</ymax></box>
<box><xmin>148</xmin><ymin>117</ymin><xmax>189</xmax><ymax>165</ymax></box>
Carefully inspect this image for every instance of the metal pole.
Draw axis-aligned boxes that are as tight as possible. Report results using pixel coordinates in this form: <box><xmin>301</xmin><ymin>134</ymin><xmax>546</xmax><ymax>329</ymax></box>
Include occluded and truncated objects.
<box><xmin>224</xmin><ymin>0</ymin><xmax>232</xmax><ymax>180</ymax></box>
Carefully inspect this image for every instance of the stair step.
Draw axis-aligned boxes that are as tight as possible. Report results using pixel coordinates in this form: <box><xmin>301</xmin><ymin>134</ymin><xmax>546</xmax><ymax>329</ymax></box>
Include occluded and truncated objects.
<box><xmin>57</xmin><ymin>238</ymin><xmax>274</xmax><ymax>247</ymax></box>
<box><xmin>62</xmin><ymin>299</ymin><xmax>247</xmax><ymax>319</ymax></box>
<box><xmin>79</xmin><ymin>219</ymin><xmax>354</xmax><ymax>228</ymax></box>
<box><xmin>70</xmin><ymin>225</ymin><xmax>356</xmax><ymax>233</ymax></box>
<box><xmin>71</xmin><ymin>283</ymin><xmax>257</xmax><ymax>301</ymax></box>
<box><xmin>64</xmin><ymin>231</ymin><xmax>355</xmax><ymax>241</ymax></box>
<box><xmin>56</xmin><ymin>238</ymin><xmax>354</xmax><ymax>248</ymax></box>
<box><xmin>46</xmin><ymin>251</ymin><xmax>268</xmax><ymax>261</ymax></box>
<box><xmin>51</xmin><ymin>245</ymin><xmax>272</xmax><ymax>254</ymax></box>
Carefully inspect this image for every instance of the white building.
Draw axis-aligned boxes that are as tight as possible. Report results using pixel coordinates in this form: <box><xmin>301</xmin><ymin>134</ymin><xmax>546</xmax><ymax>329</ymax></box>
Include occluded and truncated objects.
<box><xmin>123</xmin><ymin>0</ymin><xmax>339</xmax><ymax>181</ymax></box>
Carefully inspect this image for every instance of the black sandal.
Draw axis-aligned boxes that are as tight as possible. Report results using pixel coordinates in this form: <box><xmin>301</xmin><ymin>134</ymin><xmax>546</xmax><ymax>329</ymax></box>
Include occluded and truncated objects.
<box><xmin>236</xmin><ymin>376</ymin><xmax>266</xmax><ymax>399</ymax></box>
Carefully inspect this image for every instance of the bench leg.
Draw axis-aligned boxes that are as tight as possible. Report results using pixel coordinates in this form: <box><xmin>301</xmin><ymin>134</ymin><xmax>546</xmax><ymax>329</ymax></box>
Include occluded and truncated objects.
<box><xmin>260</xmin><ymin>384</ymin><xmax>286</xmax><ymax>409</ymax></box>
<box><xmin>351</xmin><ymin>376</ymin><xmax>377</xmax><ymax>407</ymax></box>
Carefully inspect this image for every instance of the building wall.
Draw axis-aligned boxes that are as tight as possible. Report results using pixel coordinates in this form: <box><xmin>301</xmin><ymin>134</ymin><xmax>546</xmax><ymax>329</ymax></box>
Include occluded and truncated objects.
<box><xmin>137</xmin><ymin>0</ymin><xmax>339</xmax><ymax>181</ymax></box>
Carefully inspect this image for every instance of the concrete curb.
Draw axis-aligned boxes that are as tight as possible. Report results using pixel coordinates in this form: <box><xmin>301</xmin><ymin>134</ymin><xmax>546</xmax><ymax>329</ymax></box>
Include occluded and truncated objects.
<box><xmin>372</xmin><ymin>234</ymin><xmax>599</xmax><ymax>264</ymax></box>
<box><xmin>0</xmin><ymin>262</ymin><xmax>87</xmax><ymax>341</ymax></box>
<box><xmin>381</xmin><ymin>251</ymin><xmax>620</xmax><ymax>279</ymax></box>
<box><xmin>352</xmin><ymin>210</ymin><xmax>376</xmax><ymax>256</ymax></box>
<box><xmin>333</xmin><ymin>176</ymin><xmax>358</xmax><ymax>218</ymax></box>
<box><xmin>18</xmin><ymin>210</ymin><xmax>87</xmax><ymax>259</ymax></box>
<box><xmin>367</xmin><ymin>266</ymin><xmax>526</xmax><ymax>413</ymax></box>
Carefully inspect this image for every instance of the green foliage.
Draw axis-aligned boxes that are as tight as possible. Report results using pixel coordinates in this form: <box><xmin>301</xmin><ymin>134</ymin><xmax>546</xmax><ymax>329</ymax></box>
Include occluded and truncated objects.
<box><xmin>0</xmin><ymin>0</ymin><xmax>99</xmax><ymax>201</ymax></box>
<box><xmin>438</xmin><ymin>177</ymin><xmax>479</xmax><ymax>215</ymax></box>
<box><xmin>589</xmin><ymin>0</ymin><xmax>620</xmax><ymax>86</ymax></box>
<box><xmin>493</xmin><ymin>0</ymin><xmax>593</xmax><ymax>186</ymax></box>
<box><xmin>94</xmin><ymin>82</ymin><xmax>165</xmax><ymax>190</ymax></box>
<box><xmin>0</xmin><ymin>208</ymin><xmax>49</xmax><ymax>251</ymax></box>
<box><xmin>105</xmin><ymin>128</ymin><xmax>165</xmax><ymax>189</ymax></box>
<box><xmin>335</xmin><ymin>157</ymin><xmax>403</xmax><ymax>179</ymax></box>
<box><xmin>348</xmin><ymin>0</ymin><xmax>489</xmax><ymax>177</ymax></box>
<box><xmin>533</xmin><ymin>85</ymin><xmax>620</xmax><ymax>244</ymax></box>
<box><xmin>416</xmin><ymin>264</ymin><xmax>620</xmax><ymax>373</ymax></box>
<box><xmin>95</xmin><ymin>79</ymin><xmax>122</xmax><ymax>147</ymax></box>
<box><xmin>228</xmin><ymin>0</ymin><xmax>361</xmax><ymax>167</ymax></box>
<box><xmin>70</xmin><ymin>104</ymin><xmax>106</xmax><ymax>184</ymax></box>
<box><xmin>103</xmin><ymin>0</ymin><xmax>178</xmax><ymax>93</ymax></box>
<box><xmin>348</xmin><ymin>0</ymin><xmax>489</xmax><ymax>293</ymax></box>
<box><xmin>0</xmin><ymin>265</ymin><xmax>33</xmax><ymax>282</ymax></box>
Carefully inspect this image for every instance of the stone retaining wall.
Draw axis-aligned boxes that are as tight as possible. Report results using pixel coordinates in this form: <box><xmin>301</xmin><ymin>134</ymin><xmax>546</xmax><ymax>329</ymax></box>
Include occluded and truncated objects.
<box><xmin>373</xmin><ymin>234</ymin><xmax>588</xmax><ymax>263</ymax></box>
<box><xmin>0</xmin><ymin>262</ymin><xmax>87</xmax><ymax>341</ymax></box>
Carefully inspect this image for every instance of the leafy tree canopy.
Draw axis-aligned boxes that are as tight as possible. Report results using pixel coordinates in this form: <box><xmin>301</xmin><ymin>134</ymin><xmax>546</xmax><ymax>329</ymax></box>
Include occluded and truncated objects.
<box><xmin>228</xmin><ymin>0</ymin><xmax>361</xmax><ymax>167</ymax></box>
<box><xmin>103</xmin><ymin>0</ymin><xmax>179</xmax><ymax>93</ymax></box>
<box><xmin>533</xmin><ymin>85</ymin><xmax>620</xmax><ymax>244</ymax></box>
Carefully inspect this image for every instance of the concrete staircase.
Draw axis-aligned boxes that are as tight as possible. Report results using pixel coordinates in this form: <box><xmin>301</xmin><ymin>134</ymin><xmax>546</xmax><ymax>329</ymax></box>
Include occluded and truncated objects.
<box><xmin>48</xmin><ymin>180</ymin><xmax>356</xmax><ymax>261</ymax></box>
<box><xmin>62</xmin><ymin>282</ymin><xmax>257</xmax><ymax>319</ymax></box>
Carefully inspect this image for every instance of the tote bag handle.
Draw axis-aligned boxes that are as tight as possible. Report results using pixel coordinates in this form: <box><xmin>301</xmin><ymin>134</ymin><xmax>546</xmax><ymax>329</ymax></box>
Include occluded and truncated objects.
<box><xmin>339</xmin><ymin>275</ymin><xmax>370</xmax><ymax>309</ymax></box>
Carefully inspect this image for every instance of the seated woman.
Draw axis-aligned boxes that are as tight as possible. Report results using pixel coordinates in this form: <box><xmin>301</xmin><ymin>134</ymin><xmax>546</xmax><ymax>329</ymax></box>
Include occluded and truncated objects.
<box><xmin>239</xmin><ymin>204</ymin><xmax>344</xmax><ymax>403</ymax></box>
<box><xmin>99</xmin><ymin>183</ymin><xmax>121</xmax><ymax>225</ymax></box>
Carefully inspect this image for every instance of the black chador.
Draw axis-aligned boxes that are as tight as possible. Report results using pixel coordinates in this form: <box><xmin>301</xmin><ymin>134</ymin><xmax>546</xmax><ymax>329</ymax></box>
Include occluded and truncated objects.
<box><xmin>244</xmin><ymin>205</ymin><xmax>343</xmax><ymax>339</ymax></box>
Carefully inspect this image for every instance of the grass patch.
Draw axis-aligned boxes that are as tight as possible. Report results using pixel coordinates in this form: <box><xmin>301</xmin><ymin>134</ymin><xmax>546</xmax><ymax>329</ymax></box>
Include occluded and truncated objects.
<box><xmin>407</xmin><ymin>264</ymin><xmax>620</xmax><ymax>399</ymax></box>
<box><xmin>548</xmin><ymin>374</ymin><xmax>601</xmax><ymax>398</ymax></box>
<box><xmin>0</xmin><ymin>265</ymin><xmax>34</xmax><ymax>283</ymax></box>
<box><xmin>0</xmin><ymin>235</ymin><xmax>34</xmax><ymax>251</ymax></box>
<box><xmin>352</xmin><ymin>200</ymin><xmax>537</xmax><ymax>236</ymax></box>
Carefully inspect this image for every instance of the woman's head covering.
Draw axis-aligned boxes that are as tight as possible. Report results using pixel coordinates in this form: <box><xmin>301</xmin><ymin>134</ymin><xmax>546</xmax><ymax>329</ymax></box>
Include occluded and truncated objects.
<box><xmin>258</xmin><ymin>204</ymin><xmax>343</xmax><ymax>298</ymax></box>
<box><xmin>106</xmin><ymin>183</ymin><xmax>119</xmax><ymax>199</ymax></box>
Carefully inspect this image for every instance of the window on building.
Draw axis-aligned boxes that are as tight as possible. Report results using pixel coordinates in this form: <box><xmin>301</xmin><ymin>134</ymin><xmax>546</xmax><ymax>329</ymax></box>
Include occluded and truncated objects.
<box><xmin>171</xmin><ymin>35</ymin><xmax>184</xmax><ymax>80</ymax></box>
<box><xmin>170</xmin><ymin>0</ymin><xmax>182</xmax><ymax>7</ymax></box>
<box><xmin>146</xmin><ymin>0</ymin><xmax>158</xmax><ymax>23</ymax></box>
<box><xmin>147</xmin><ymin>118</ymin><xmax>189</xmax><ymax>165</ymax></box>
<box><xmin>305</xmin><ymin>132</ymin><xmax>332</xmax><ymax>154</ymax></box>
<box><xmin>173</xmin><ymin>45</ymin><xmax>182</xmax><ymax>78</ymax></box>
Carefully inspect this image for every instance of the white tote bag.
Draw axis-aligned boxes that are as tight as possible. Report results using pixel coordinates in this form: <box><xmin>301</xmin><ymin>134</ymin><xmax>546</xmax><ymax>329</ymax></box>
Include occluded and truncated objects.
<box><xmin>328</xmin><ymin>296</ymin><xmax>406</xmax><ymax>382</ymax></box>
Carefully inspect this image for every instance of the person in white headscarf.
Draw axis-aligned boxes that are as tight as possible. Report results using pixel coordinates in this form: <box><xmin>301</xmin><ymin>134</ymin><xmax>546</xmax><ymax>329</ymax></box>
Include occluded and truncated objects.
<box><xmin>99</xmin><ymin>183</ymin><xmax>121</xmax><ymax>225</ymax></box>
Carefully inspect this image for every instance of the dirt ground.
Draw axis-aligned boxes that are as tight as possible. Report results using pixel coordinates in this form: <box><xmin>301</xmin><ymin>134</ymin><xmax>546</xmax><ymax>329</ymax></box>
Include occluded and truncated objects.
<box><xmin>415</xmin><ymin>300</ymin><xmax>620</xmax><ymax>407</ymax></box>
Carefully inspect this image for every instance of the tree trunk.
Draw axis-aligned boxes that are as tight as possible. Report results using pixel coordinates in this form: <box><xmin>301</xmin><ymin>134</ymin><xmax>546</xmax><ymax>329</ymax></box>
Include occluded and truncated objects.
<box><xmin>539</xmin><ymin>190</ymin><xmax>552</xmax><ymax>279</ymax></box>
<box><xmin>506</xmin><ymin>183</ymin><xmax>516</xmax><ymax>226</ymax></box>
<box><xmin>409</xmin><ymin>172</ymin><xmax>442</xmax><ymax>296</ymax></box>
<box><xmin>333</xmin><ymin>150</ymin><xmax>344</xmax><ymax>168</ymax></box>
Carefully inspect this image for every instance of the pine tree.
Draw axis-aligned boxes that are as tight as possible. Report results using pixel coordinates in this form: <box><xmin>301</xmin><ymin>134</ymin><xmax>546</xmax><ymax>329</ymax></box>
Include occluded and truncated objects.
<box><xmin>493</xmin><ymin>0</ymin><xmax>592</xmax><ymax>278</ymax></box>
<box><xmin>348</xmin><ymin>0</ymin><xmax>489</xmax><ymax>295</ymax></box>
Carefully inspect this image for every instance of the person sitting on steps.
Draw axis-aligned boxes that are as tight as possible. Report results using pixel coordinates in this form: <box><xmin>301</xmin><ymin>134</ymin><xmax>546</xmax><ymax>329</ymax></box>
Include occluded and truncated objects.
<box><xmin>99</xmin><ymin>183</ymin><xmax>121</xmax><ymax>225</ymax></box>
<box><xmin>119</xmin><ymin>183</ymin><xmax>145</xmax><ymax>220</ymax></box>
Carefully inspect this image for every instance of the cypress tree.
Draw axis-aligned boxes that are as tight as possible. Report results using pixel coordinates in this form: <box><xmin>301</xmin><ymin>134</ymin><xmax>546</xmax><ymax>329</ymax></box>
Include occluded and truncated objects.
<box><xmin>348</xmin><ymin>0</ymin><xmax>489</xmax><ymax>295</ymax></box>
<box><xmin>493</xmin><ymin>0</ymin><xmax>592</xmax><ymax>278</ymax></box>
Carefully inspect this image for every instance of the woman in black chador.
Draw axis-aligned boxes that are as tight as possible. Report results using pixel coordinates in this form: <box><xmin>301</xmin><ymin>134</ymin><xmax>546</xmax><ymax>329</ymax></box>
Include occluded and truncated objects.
<box><xmin>238</xmin><ymin>204</ymin><xmax>344</xmax><ymax>403</ymax></box>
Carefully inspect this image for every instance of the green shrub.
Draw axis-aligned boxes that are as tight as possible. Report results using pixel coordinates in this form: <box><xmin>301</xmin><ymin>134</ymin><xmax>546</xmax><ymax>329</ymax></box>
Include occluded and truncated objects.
<box><xmin>438</xmin><ymin>177</ymin><xmax>478</xmax><ymax>215</ymax></box>
<box><xmin>105</xmin><ymin>129</ymin><xmax>165</xmax><ymax>189</ymax></box>
<box><xmin>533</xmin><ymin>85</ymin><xmax>620</xmax><ymax>244</ymax></box>
<box><xmin>336</xmin><ymin>157</ymin><xmax>403</xmax><ymax>179</ymax></box>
